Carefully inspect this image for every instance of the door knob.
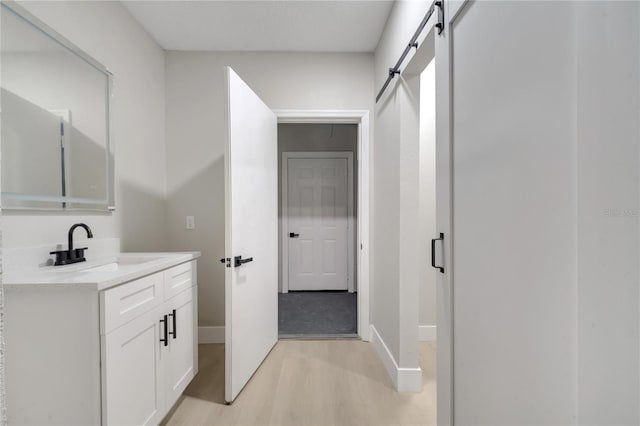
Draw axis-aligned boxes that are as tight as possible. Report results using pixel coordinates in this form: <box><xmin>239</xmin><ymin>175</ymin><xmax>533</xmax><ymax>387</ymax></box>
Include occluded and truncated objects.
<box><xmin>289</xmin><ymin>232</ymin><xmax>300</xmax><ymax>238</ymax></box>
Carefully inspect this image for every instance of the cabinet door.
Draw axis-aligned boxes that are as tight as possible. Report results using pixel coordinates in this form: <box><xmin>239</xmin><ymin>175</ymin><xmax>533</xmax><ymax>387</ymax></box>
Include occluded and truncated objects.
<box><xmin>102</xmin><ymin>306</ymin><xmax>165</xmax><ymax>426</ymax></box>
<box><xmin>164</xmin><ymin>287</ymin><xmax>196</xmax><ymax>408</ymax></box>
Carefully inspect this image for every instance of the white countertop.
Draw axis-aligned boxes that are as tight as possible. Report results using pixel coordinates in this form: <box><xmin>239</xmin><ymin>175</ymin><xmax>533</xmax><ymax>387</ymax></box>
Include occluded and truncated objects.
<box><xmin>4</xmin><ymin>251</ymin><xmax>201</xmax><ymax>291</ymax></box>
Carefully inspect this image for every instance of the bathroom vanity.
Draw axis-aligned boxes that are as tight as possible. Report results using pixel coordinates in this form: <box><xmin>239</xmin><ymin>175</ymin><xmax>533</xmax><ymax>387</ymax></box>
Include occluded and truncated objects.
<box><xmin>0</xmin><ymin>4</ymin><xmax>200</xmax><ymax>424</ymax></box>
<box><xmin>4</xmin><ymin>246</ymin><xmax>200</xmax><ymax>425</ymax></box>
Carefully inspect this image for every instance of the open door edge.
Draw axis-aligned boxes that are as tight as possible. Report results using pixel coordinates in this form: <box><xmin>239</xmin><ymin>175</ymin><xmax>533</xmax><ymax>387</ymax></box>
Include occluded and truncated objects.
<box><xmin>223</xmin><ymin>66</ymin><xmax>234</xmax><ymax>404</ymax></box>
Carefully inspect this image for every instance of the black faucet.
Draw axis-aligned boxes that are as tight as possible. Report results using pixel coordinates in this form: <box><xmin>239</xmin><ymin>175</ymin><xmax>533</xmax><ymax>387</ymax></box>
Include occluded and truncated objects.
<box><xmin>50</xmin><ymin>223</ymin><xmax>94</xmax><ymax>266</ymax></box>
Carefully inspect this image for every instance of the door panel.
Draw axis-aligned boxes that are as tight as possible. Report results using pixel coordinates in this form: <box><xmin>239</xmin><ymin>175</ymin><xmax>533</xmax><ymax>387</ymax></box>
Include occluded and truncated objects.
<box><xmin>452</xmin><ymin>2</ymin><xmax>576</xmax><ymax>423</ymax></box>
<box><xmin>224</xmin><ymin>67</ymin><xmax>278</xmax><ymax>403</ymax></box>
<box><xmin>288</xmin><ymin>158</ymin><xmax>349</xmax><ymax>291</ymax></box>
<box><xmin>437</xmin><ymin>1</ymin><xmax>640</xmax><ymax>424</ymax></box>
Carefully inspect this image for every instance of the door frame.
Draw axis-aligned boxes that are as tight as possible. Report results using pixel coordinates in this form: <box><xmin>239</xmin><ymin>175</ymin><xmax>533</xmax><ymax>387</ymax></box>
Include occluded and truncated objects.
<box><xmin>281</xmin><ymin>151</ymin><xmax>355</xmax><ymax>293</ymax></box>
<box><xmin>274</xmin><ymin>110</ymin><xmax>371</xmax><ymax>341</ymax></box>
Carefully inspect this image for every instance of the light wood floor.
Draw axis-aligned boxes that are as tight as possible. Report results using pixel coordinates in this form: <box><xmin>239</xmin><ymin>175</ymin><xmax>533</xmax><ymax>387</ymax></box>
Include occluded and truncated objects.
<box><xmin>163</xmin><ymin>340</ymin><xmax>436</xmax><ymax>426</ymax></box>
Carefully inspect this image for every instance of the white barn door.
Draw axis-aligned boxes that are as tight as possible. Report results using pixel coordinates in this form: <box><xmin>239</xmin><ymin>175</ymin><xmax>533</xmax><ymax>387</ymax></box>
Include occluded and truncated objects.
<box><xmin>437</xmin><ymin>1</ymin><xmax>640</xmax><ymax>424</ymax></box>
<box><xmin>224</xmin><ymin>67</ymin><xmax>278</xmax><ymax>403</ymax></box>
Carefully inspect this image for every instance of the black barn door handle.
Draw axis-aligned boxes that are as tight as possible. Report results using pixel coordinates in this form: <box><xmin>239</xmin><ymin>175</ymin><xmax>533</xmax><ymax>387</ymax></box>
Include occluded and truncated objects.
<box><xmin>431</xmin><ymin>233</ymin><xmax>444</xmax><ymax>273</ymax></box>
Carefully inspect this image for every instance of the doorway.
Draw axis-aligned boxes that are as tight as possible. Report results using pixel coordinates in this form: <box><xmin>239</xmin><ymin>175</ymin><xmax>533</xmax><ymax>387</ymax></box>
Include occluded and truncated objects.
<box><xmin>274</xmin><ymin>110</ymin><xmax>371</xmax><ymax>343</ymax></box>
<box><xmin>418</xmin><ymin>58</ymin><xmax>437</xmax><ymax>343</ymax></box>
<box><xmin>278</xmin><ymin>124</ymin><xmax>358</xmax><ymax>338</ymax></box>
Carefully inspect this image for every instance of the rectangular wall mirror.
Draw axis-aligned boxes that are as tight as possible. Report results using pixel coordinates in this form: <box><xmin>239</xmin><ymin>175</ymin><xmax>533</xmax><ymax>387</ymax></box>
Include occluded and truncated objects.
<box><xmin>0</xmin><ymin>1</ymin><xmax>115</xmax><ymax>211</ymax></box>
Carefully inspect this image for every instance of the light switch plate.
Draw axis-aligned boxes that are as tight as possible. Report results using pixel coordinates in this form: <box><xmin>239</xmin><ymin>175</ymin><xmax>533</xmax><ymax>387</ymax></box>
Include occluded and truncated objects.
<box><xmin>186</xmin><ymin>216</ymin><xmax>195</xmax><ymax>230</ymax></box>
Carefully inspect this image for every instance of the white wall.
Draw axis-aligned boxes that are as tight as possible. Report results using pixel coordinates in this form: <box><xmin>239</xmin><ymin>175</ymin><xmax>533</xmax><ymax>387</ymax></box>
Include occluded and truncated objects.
<box><xmin>418</xmin><ymin>59</ymin><xmax>436</xmax><ymax>332</ymax></box>
<box><xmin>278</xmin><ymin>124</ymin><xmax>358</xmax><ymax>293</ymax></box>
<box><xmin>370</xmin><ymin>0</ymin><xmax>432</xmax><ymax>388</ymax></box>
<box><xmin>164</xmin><ymin>52</ymin><xmax>373</xmax><ymax>327</ymax></box>
<box><xmin>4</xmin><ymin>1</ymin><xmax>167</xmax><ymax>252</ymax></box>
<box><xmin>374</xmin><ymin>0</ymin><xmax>431</xmax><ymax>92</ymax></box>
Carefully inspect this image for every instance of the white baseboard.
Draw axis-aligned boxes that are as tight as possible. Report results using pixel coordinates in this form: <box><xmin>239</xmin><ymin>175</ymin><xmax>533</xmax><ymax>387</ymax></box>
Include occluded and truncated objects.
<box><xmin>418</xmin><ymin>325</ymin><xmax>437</xmax><ymax>342</ymax></box>
<box><xmin>370</xmin><ymin>325</ymin><xmax>422</xmax><ymax>392</ymax></box>
<box><xmin>198</xmin><ymin>326</ymin><xmax>225</xmax><ymax>344</ymax></box>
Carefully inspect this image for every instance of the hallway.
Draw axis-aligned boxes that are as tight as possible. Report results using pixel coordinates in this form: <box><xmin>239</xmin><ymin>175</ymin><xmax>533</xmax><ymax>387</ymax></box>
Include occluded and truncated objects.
<box><xmin>278</xmin><ymin>291</ymin><xmax>358</xmax><ymax>337</ymax></box>
<box><xmin>164</xmin><ymin>340</ymin><xmax>436</xmax><ymax>425</ymax></box>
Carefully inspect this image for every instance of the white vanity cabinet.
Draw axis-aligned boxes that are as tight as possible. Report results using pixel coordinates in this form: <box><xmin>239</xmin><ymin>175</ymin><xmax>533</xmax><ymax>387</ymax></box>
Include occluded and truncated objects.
<box><xmin>4</xmin><ymin>254</ymin><xmax>199</xmax><ymax>426</ymax></box>
<box><xmin>101</xmin><ymin>267</ymin><xmax>197</xmax><ymax>426</ymax></box>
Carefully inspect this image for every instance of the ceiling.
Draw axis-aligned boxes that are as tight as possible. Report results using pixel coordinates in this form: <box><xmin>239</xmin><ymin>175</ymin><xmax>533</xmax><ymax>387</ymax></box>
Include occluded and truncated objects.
<box><xmin>121</xmin><ymin>1</ymin><xmax>394</xmax><ymax>52</ymax></box>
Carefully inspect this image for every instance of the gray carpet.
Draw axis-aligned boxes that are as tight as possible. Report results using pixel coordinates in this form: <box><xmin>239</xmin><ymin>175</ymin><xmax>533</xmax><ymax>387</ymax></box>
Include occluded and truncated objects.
<box><xmin>278</xmin><ymin>291</ymin><xmax>357</xmax><ymax>338</ymax></box>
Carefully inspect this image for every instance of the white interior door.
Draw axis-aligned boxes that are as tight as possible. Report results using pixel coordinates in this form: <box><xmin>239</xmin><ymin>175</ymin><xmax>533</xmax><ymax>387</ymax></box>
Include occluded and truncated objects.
<box><xmin>224</xmin><ymin>67</ymin><xmax>278</xmax><ymax>403</ymax></box>
<box><xmin>287</xmin><ymin>157</ymin><xmax>349</xmax><ymax>291</ymax></box>
<box><xmin>437</xmin><ymin>1</ymin><xmax>640</xmax><ymax>424</ymax></box>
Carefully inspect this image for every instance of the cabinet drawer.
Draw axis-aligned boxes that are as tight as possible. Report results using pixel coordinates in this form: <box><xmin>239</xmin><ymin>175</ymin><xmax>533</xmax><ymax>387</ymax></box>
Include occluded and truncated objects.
<box><xmin>164</xmin><ymin>262</ymin><xmax>194</xmax><ymax>300</ymax></box>
<box><xmin>101</xmin><ymin>272</ymin><xmax>164</xmax><ymax>334</ymax></box>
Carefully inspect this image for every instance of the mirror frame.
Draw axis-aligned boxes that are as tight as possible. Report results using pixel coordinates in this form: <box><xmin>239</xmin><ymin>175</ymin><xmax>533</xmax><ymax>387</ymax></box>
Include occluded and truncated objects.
<box><xmin>1</xmin><ymin>1</ymin><xmax>115</xmax><ymax>212</ymax></box>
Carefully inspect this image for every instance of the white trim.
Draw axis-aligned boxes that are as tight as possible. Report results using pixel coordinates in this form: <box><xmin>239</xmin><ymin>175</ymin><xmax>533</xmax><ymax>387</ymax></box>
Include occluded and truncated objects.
<box><xmin>370</xmin><ymin>325</ymin><xmax>398</xmax><ymax>388</ymax></box>
<box><xmin>274</xmin><ymin>110</ymin><xmax>371</xmax><ymax>342</ymax></box>
<box><xmin>275</xmin><ymin>109</ymin><xmax>369</xmax><ymax>124</ymax></box>
<box><xmin>418</xmin><ymin>325</ymin><xmax>437</xmax><ymax>342</ymax></box>
<box><xmin>198</xmin><ymin>326</ymin><xmax>225</xmax><ymax>344</ymax></box>
<box><xmin>370</xmin><ymin>325</ymin><xmax>422</xmax><ymax>392</ymax></box>
<box><xmin>282</xmin><ymin>152</ymin><xmax>355</xmax><ymax>293</ymax></box>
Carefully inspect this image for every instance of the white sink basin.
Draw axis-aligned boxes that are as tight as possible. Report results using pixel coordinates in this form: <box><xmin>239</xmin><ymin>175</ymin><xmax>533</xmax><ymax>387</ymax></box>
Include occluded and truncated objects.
<box><xmin>80</xmin><ymin>256</ymin><xmax>162</xmax><ymax>273</ymax></box>
<box><xmin>83</xmin><ymin>263</ymin><xmax>120</xmax><ymax>273</ymax></box>
<box><xmin>114</xmin><ymin>256</ymin><xmax>163</xmax><ymax>265</ymax></box>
